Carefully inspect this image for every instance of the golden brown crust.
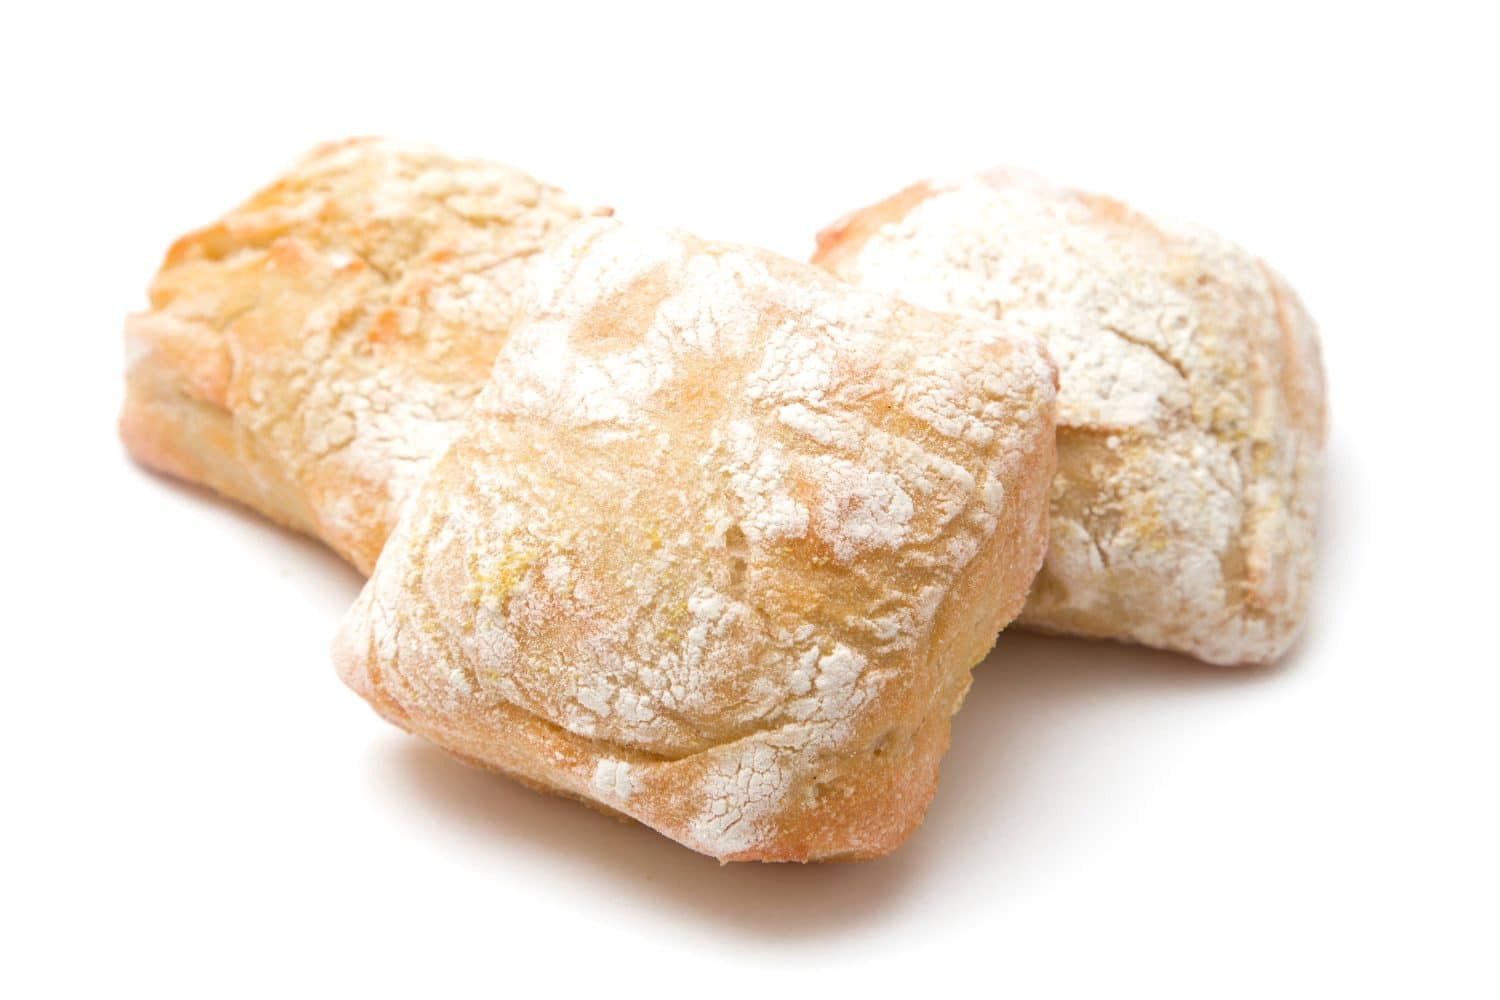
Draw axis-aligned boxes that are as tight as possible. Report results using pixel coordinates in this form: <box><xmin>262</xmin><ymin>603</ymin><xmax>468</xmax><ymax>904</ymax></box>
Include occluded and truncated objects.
<box><xmin>120</xmin><ymin>312</ymin><xmax>319</xmax><ymax>537</ymax></box>
<box><xmin>812</xmin><ymin>181</ymin><xmax>935</xmax><ymax>273</ymax></box>
<box><xmin>811</xmin><ymin>171</ymin><xmax>1327</xmax><ymax>665</ymax></box>
<box><xmin>119</xmin><ymin>138</ymin><xmax>593</xmax><ymax>571</ymax></box>
<box><xmin>333</xmin><ymin>220</ymin><xmax>1058</xmax><ymax>861</ymax></box>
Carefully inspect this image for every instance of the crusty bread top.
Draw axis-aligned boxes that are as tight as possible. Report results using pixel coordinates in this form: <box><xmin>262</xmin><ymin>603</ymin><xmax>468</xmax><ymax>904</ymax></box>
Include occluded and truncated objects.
<box><xmin>813</xmin><ymin>171</ymin><xmax>1326</xmax><ymax>664</ymax></box>
<box><xmin>336</xmin><ymin>219</ymin><xmax>1058</xmax><ymax>859</ymax></box>
<box><xmin>125</xmin><ymin>138</ymin><xmax>591</xmax><ymax>571</ymax></box>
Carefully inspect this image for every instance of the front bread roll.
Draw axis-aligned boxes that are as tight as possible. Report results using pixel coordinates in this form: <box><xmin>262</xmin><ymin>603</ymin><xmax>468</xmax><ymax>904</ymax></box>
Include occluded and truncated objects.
<box><xmin>119</xmin><ymin>138</ymin><xmax>595</xmax><ymax>572</ymax></box>
<box><xmin>812</xmin><ymin>171</ymin><xmax>1327</xmax><ymax>665</ymax></box>
<box><xmin>333</xmin><ymin>220</ymin><xmax>1058</xmax><ymax>861</ymax></box>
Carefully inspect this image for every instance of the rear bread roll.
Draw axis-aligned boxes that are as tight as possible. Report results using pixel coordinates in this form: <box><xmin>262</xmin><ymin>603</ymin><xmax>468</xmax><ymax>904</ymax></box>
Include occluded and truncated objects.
<box><xmin>333</xmin><ymin>219</ymin><xmax>1059</xmax><ymax>861</ymax></box>
<box><xmin>119</xmin><ymin>138</ymin><xmax>597</xmax><ymax>572</ymax></box>
<box><xmin>812</xmin><ymin>171</ymin><xmax>1326</xmax><ymax>665</ymax></box>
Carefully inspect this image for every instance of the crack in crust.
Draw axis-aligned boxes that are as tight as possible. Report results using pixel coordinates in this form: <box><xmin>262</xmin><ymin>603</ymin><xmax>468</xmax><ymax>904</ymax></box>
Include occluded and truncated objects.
<box><xmin>119</xmin><ymin>138</ymin><xmax>596</xmax><ymax>572</ymax></box>
<box><xmin>333</xmin><ymin>220</ymin><xmax>1059</xmax><ymax>861</ymax></box>
<box><xmin>811</xmin><ymin>169</ymin><xmax>1327</xmax><ymax>665</ymax></box>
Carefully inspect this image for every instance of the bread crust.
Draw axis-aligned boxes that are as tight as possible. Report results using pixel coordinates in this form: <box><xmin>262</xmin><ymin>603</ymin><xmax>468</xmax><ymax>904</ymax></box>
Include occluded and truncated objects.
<box><xmin>333</xmin><ymin>220</ymin><xmax>1058</xmax><ymax>861</ymax></box>
<box><xmin>812</xmin><ymin>171</ymin><xmax>1326</xmax><ymax>665</ymax></box>
<box><xmin>119</xmin><ymin>138</ymin><xmax>591</xmax><ymax>572</ymax></box>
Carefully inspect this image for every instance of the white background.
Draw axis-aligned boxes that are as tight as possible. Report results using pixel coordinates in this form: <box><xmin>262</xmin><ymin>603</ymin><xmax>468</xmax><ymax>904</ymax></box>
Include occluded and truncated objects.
<box><xmin>3</xmin><ymin>2</ymin><xmax>1496</xmax><ymax>996</ymax></box>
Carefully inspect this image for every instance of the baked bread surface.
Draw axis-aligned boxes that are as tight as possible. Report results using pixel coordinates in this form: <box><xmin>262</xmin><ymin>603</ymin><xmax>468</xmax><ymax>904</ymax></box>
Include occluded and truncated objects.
<box><xmin>120</xmin><ymin>138</ymin><xmax>590</xmax><ymax>572</ymax></box>
<box><xmin>334</xmin><ymin>220</ymin><xmax>1058</xmax><ymax>861</ymax></box>
<box><xmin>813</xmin><ymin>171</ymin><xmax>1326</xmax><ymax>665</ymax></box>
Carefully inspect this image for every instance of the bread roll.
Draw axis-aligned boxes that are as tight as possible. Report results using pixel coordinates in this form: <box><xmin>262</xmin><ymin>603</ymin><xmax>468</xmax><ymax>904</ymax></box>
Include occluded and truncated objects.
<box><xmin>812</xmin><ymin>171</ymin><xmax>1326</xmax><ymax>665</ymax></box>
<box><xmin>119</xmin><ymin>138</ymin><xmax>595</xmax><ymax>572</ymax></box>
<box><xmin>333</xmin><ymin>219</ymin><xmax>1058</xmax><ymax>861</ymax></box>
